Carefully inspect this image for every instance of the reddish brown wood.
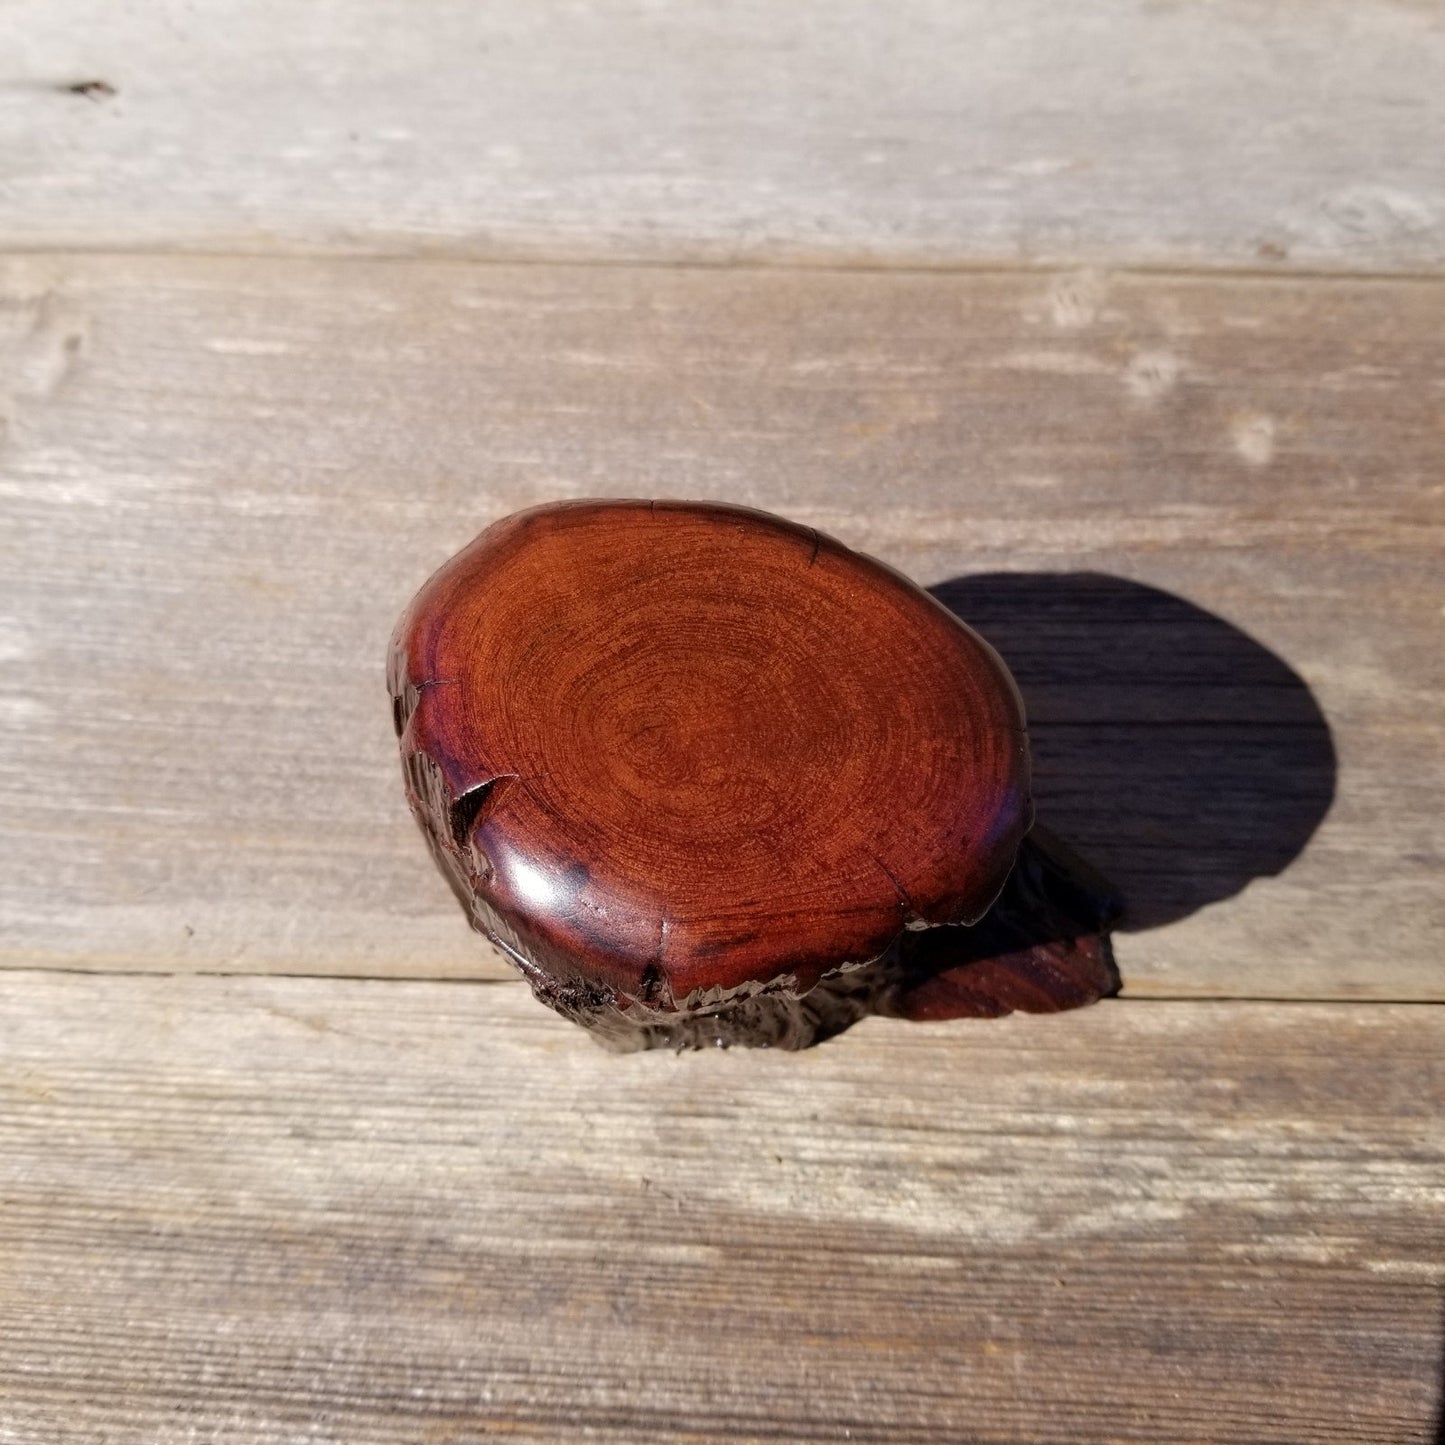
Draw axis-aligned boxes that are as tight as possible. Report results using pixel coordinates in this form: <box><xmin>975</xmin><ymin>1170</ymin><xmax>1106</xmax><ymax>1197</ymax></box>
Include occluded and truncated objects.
<box><xmin>389</xmin><ymin>499</ymin><xmax>1113</xmax><ymax>1048</ymax></box>
<box><xmin>882</xmin><ymin>825</ymin><xmax>1121</xmax><ymax>1023</ymax></box>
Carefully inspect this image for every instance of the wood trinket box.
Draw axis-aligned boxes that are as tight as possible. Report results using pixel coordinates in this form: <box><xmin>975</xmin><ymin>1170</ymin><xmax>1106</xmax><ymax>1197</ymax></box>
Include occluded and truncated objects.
<box><xmin>389</xmin><ymin>500</ymin><xmax>1118</xmax><ymax>1049</ymax></box>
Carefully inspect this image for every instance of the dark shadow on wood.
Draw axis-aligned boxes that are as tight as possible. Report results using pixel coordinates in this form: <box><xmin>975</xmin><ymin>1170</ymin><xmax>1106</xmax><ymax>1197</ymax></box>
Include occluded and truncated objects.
<box><xmin>1433</xmin><ymin>1291</ymin><xmax>1445</xmax><ymax>1445</ymax></box>
<box><xmin>928</xmin><ymin>572</ymin><xmax>1337</xmax><ymax>933</ymax></box>
<box><xmin>880</xmin><ymin>824</ymin><xmax>1121</xmax><ymax>1025</ymax></box>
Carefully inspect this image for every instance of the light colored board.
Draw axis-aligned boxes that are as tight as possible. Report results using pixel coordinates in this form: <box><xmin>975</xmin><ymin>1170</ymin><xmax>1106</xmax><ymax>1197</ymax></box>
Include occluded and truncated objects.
<box><xmin>3</xmin><ymin>0</ymin><xmax>1445</xmax><ymax>271</ymax></box>
<box><xmin>0</xmin><ymin>974</ymin><xmax>1441</xmax><ymax>1443</ymax></box>
<box><xmin>0</xmin><ymin>255</ymin><xmax>1442</xmax><ymax>999</ymax></box>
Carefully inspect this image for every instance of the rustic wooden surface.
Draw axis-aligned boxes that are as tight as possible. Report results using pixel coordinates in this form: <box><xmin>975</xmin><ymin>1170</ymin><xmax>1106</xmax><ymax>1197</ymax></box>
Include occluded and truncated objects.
<box><xmin>5</xmin><ymin>0</ymin><xmax>1445</xmax><ymax>270</ymax></box>
<box><xmin>2</xmin><ymin>2</ymin><xmax>1443</xmax><ymax>1438</ymax></box>
<box><xmin>0</xmin><ymin>973</ymin><xmax>1441</xmax><ymax>1444</ymax></box>
<box><xmin>1</xmin><ymin>257</ymin><xmax>1440</xmax><ymax>999</ymax></box>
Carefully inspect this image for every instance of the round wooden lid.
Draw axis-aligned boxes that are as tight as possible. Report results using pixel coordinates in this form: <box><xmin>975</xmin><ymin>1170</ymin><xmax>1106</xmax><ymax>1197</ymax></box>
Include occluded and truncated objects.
<box><xmin>391</xmin><ymin>500</ymin><xmax>1031</xmax><ymax>1007</ymax></box>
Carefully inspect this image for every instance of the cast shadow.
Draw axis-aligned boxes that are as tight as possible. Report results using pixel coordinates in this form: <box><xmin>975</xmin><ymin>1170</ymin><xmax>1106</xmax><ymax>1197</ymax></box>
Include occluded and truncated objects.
<box><xmin>927</xmin><ymin>572</ymin><xmax>1337</xmax><ymax>934</ymax></box>
<box><xmin>1434</xmin><ymin>1291</ymin><xmax>1445</xmax><ymax>1445</ymax></box>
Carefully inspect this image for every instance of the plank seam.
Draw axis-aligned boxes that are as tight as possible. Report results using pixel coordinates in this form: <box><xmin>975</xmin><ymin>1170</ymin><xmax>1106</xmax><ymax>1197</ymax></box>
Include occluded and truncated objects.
<box><xmin>2</xmin><ymin>243</ymin><xmax>1445</xmax><ymax>286</ymax></box>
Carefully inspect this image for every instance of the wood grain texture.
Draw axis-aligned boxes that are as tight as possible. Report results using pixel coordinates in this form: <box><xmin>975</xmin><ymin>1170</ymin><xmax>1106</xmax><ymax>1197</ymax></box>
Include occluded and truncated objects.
<box><xmin>0</xmin><ymin>255</ymin><xmax>1441</xmax><ymax>999</ymax></box>
<box><xmin>392</xmin><ymin>497</ymin><xmax>1034</xmax><ymax>1040</ymax></box>
<box><xmin>0</xmin><ymin>972</ymin><xmax>1440</xmax><ymax>1444</ymax></box>
<box><xmin>3</xmin><ymin>0</ymin><xmax>1445</xmax><ymax>271</ymax></box>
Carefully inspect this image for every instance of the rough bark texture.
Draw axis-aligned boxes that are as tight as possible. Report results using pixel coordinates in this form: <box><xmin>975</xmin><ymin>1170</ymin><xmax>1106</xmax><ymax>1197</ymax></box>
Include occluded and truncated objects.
<box><xmin>458</xmin><ymin>830</ymin><xmax>1119</xmax><ymax>1050</ymax></box>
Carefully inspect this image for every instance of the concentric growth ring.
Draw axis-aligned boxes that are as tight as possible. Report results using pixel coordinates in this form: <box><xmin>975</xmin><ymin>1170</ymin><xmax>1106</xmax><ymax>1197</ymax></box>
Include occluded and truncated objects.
<box><xmin>390</xmin><ymin>499</ymin><xmax>1032</xmax><ymax>1015</ymax></box>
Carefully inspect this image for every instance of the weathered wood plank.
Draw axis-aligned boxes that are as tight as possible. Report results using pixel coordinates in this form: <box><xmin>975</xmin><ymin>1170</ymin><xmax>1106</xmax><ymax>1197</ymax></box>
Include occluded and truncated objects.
<box><xmin>0</xmin><ymin>255</ymin><xmax>1441</xmax><ymax>998</ymax></box>
<box><xmin>3</xmin><ymin>0</ymin><xmax>1445</xmax><ymax>271</ymax></box>
<box><xmin>0</xmin><ymin>975</ymin><xmax>1440</xmax><ymax>1443</ymax></box>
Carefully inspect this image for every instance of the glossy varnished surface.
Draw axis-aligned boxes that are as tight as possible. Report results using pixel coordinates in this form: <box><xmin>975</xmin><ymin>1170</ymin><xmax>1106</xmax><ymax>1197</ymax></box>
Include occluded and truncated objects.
<box><xmin>390</xmin><ymin>500</ymin><xmax>1031</xmax><ymax>1013</ymax></box>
